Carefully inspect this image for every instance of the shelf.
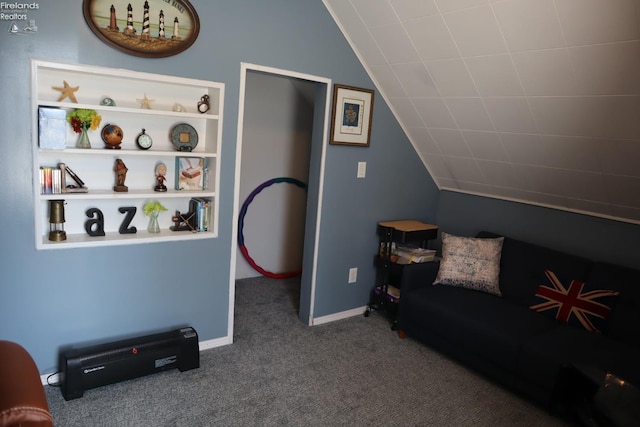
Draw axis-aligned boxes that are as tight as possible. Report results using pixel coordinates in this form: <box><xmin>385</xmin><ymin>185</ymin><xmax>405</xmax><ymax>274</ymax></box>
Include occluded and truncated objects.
<box><xmin>32</xmin><ymin>59</ymin><xmax>224</xmax><ymax>250</ymax></box>
<box><xmin>39</xmin><ymin>189</ymin><xmax>216</xmax><ymax>201</ymax></box>
<box><xmin>37</xmin><ymin>101</ymin><xmax>220</xmax><ymax>121</ymax></box>
<box><xmin>39</xmin><ymin>148</ymin><xmax>219</xmax><ymax>159</ymax></box>
<box><xmin>40</xmin><ymin>228</ymin><xmax>215</xmax><ymax>250</ymax></box>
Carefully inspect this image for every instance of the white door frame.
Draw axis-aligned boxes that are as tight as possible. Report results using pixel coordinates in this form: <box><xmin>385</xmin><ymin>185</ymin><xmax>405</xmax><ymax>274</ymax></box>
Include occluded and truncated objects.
<box><xmin>228</xmin><ymin>62</ymin><xmax>331</xmax><ymax>337</ymax></box>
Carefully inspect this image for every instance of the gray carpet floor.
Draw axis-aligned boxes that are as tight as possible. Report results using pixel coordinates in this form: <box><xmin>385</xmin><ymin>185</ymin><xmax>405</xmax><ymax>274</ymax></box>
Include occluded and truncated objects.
<box><xmin>45</xmin><ymin>277</ymin><xmax>569</xmax><ymax>426</ymax></box>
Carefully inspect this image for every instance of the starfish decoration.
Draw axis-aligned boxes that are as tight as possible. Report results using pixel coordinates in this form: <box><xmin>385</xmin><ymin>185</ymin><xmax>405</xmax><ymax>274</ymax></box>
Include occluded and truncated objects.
<box><xmin>137</xmin><ymin>94</ymin><xmax>154</xmax><ymax>109</ymax></box>
<box><xmin>52</xmin><ymin>80</ymin><xmax>79</xmax><ymax>103</ymax></box>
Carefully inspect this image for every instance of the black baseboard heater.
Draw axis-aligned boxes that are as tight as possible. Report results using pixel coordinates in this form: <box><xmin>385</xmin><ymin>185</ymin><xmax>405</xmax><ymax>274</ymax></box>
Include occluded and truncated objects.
<box><xmin>59</xmin><ymin>327</ymin><xmax>199</xmax><ymax>400</ymax></box>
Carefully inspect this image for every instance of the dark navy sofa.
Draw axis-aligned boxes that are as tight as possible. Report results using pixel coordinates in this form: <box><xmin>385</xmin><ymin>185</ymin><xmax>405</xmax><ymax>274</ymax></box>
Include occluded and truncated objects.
<box><xmin>396</xmin><ymin>232</ymin><xmax>640</xmax><ymax>407</ymax></box>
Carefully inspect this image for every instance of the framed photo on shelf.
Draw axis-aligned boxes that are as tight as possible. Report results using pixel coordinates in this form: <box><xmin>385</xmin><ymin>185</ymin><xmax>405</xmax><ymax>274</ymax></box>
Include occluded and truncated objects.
<box><xmin>82</xmin><ymin>0</ymin><xmax>200</xmax><ymax>58</ymax></box>
<box><xmin>329</xmin><ymin>84</ymin><xmax>375</xmax><ymax>147</ymax></box>
<box><xmin>175</xmin><ymin>156</ymin><xmax>206</xmax><ymax>191</ymax></box>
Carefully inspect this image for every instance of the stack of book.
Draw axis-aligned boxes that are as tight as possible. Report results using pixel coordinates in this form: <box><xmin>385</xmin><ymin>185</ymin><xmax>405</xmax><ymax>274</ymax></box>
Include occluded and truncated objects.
<box><xmin>40</xmin><ymin>166</ymin><xmax>63</xmax><ymax>194</ymax></box>
<box><xmin>190</xmin><ymin>197</ymin><xmax>211</xmax><ymax>232</ymax></box>
<box><xmin>40</xmin><ymin>163</ymin><xmax>88</xmax><ymax>194</ymax></box>
<box><xmin>394</xmin><ymin>244</ymin><xmax>436</xmax><ymax>264</ymax></box>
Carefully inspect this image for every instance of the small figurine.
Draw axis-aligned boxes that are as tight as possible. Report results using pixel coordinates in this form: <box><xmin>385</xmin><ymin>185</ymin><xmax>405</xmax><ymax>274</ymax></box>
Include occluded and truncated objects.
<box><xmin>197</xmin><ymin>94</ymin><xmax>210</xmax><ymax>113</ymax></box>
<box><xmin>154</xmin><ymin>162</ymin><xmax>167</xmax><ymax>192</ymax></box>
<box><xmin>113</xmin><ymin>158</ymin><xmax>128</xmax><ymax>192</ymax></box>
<box><xmin>136</xmin><ymin>93</ymin><xmax>154</xmax><ymax>109</ymax></box>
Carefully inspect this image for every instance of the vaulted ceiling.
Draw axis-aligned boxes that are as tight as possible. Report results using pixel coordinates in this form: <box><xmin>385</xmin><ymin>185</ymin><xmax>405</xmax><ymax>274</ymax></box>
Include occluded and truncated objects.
<box><xmin>323</xmin><ymin>0</ymin><xmax>640</xmax><ymax>225</ymax></box>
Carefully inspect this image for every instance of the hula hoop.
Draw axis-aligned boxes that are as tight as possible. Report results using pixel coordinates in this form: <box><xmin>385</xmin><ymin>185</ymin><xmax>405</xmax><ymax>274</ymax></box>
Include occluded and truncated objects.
<box><xmin>238</xmin><ymin>177</ymin><xmax>307</xmax><ymax>279</ymax></box>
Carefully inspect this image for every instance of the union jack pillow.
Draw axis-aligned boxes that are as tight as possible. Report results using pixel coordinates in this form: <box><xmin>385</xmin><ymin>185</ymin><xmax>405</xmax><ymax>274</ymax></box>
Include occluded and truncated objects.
<box><xmin>530</xmin><ymin>269</ymin><xmax>620</xmax><ymax>334</ymax></box>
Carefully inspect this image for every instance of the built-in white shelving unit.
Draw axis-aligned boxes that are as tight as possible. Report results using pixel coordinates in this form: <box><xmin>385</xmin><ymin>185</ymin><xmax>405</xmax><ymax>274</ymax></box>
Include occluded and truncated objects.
<box><xmin>31</xmin><ymin>59</ymin><xmax>224</xmax><ymax>249</ymax></box>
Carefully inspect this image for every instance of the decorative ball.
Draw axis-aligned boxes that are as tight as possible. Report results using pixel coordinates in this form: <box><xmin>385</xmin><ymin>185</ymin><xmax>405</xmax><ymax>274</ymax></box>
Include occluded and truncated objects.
<box><xmin>101</xmin><ymin>123</ymin><xmax>124</xmax><ymax>149</ymax></box>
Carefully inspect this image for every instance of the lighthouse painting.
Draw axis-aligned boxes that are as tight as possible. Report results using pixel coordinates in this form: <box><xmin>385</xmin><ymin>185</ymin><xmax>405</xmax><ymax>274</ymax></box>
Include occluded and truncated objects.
<box><xmin>83</xmin><ymin>0</ymin><xmax>200</xmax><ymax>58</ymax></box>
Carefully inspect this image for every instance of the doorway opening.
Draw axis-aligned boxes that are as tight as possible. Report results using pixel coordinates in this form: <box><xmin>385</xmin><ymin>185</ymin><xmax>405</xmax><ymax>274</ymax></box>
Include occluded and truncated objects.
<box><xmin>230</xmin><ymin>63</ymin><xmax>331</xmax><ymax>331</ymax></box>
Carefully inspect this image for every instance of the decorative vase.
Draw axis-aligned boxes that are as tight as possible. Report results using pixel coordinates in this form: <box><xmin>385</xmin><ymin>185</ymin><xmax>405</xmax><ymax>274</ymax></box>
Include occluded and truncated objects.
<box><xmin>76</xmin><ymin>126</ymin><xmax>91</xmax><ymax>149</ymax></box>
<box><xmin>148</xmin><ymin>211</ymin><xmax>160</xmax><ymax>233</ymax></box>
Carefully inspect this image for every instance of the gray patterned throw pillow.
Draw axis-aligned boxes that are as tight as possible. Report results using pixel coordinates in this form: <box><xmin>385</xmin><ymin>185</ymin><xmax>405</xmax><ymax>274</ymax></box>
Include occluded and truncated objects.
<box><xmin>433</xmin><ymin>233</ymin><xmax>504</xmax><ymax>296</ymax></box>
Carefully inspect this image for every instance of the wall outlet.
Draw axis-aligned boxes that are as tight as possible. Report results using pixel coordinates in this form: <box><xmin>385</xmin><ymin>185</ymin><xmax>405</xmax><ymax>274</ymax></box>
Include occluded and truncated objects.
<box><xmin>348</xmin><ymin>267</ymin><xmax>358</xmax><ymax>283</ymax></box>
<box><xmin>357</xmin><ymin>162</ymin><xmax>366</xmax><ymax>178</ymax></box>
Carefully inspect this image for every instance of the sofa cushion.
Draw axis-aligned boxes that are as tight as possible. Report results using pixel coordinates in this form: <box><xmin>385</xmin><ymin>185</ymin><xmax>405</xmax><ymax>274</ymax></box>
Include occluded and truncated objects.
<box><xmin>530</xmin><ymin>269</ymin><xmax>619</xmax><ymax>334</ymax></box>
<box><xmin>477</xmin><ymin>232</ymin><xmax>592</xmax><ymax>307</ymax></box>
<box><xmin>400</xmin><ymin>284</ymin><xmax>557</xmax><ymax>372</ymax></box>
<box><xmin>434</xmin><ymin>232</ymin><xmax>504</xmax><ymax>296</ymax></box>
<box><xmin>588</xmin><ymin>262</ymin><xmax>640</xmax><ymax>346</ymax></box>
<box><xmin>517</xmin><ymin>323</ymin><xmax>640</xmax><ymax>394</ymax></box>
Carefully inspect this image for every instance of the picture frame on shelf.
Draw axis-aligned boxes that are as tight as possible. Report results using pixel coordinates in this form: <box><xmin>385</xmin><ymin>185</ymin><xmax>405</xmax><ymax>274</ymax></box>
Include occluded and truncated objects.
<box><xmin>82</xmin><ymin>0</ymin><xmax>200</xmax><ymax>58</ymax></box>
<box><xmin>329</xmin><ymin>84</ymin><xmax>375</xmax><ymax>147</ymax></box>
<box><xmin>175</xmin><ymin>156</ymin><xmax>206</xmax><ymax>191</ymax></box>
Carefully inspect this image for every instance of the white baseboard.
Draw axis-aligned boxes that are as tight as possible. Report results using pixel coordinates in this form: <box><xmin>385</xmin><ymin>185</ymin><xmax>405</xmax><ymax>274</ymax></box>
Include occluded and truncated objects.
<box><xmin>311</xmin><ymin>306</ymin><xmax>367</xmax><ymax>325</ymax></box>
<box><xmin>198</xmin><ymin>335</ymin><xmax>233</xmax><ymax>351</ymax></box>
<box><xmin>41</xmin><ymin>336</ymin><xmax>233</xmax><ymax>386</ymax></box>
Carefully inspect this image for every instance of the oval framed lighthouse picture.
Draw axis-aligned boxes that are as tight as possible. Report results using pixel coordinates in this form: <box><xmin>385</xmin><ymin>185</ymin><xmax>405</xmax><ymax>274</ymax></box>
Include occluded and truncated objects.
<box><xmin>83</xmin><ymin>0</ymin><xmax>200</xmax><ymax>58</ymax></box>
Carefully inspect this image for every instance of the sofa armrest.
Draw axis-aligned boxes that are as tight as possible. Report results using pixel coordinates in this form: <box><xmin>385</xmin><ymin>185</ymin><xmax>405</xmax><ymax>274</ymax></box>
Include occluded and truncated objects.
<box><xmin>399</xmin><ymin>261</ymin><xmax>440</xmax><ymax>295</ymax></box>
<box><xmin>0</xmin><ymin>341</ymin><xmax>53</xmax><ymax>427</ymax></box>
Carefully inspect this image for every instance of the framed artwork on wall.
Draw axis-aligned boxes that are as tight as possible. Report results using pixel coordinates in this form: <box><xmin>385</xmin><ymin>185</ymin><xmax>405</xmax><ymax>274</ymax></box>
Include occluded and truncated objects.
<box><xmin>82</xmin><ymin>0</ymin><xmax>200</xmax><ymax>58</ymax></box>
<box><xmin>329</xmin><ymin>84</ymin><xmax>375</xmax><ymax>147</ymax></box>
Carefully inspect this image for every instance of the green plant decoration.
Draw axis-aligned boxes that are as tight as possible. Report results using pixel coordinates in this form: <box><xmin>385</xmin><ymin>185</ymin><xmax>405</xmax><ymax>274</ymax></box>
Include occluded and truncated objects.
<box><xmin>143</xmin><ymin>201</ymin><xmax>167</xmax><ymax>216</ymax></box>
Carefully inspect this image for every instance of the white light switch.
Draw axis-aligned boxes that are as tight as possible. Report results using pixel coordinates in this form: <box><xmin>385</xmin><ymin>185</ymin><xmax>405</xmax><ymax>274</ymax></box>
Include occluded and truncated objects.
<box><xmin>357</xmin><ymin>162</ymin><xmax>366</xmax><ymax>178</ymax></box>
<box><xmin>348</xmin><ymin>268</ymin><xmax>358</xmax><ymax>283</ymax></box>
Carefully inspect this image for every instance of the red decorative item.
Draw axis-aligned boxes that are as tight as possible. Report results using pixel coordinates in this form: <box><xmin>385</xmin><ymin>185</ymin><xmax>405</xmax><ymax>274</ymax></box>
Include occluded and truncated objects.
<box><xmin>530</xmin><ymin>269</ymin><xmax>619</xmax><ymax>333</ymax></box>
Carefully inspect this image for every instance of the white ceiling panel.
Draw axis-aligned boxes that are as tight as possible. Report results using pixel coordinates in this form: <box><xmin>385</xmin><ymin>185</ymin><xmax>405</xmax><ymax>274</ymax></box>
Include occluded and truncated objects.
<box><xmin>423</xmin><ymin>154</ymin><xmax>454</xmax><ymax>180</ymax></box>
<box><xmin>443</xmin><ymin>156</ymin><xmax>486</xmax><ymax>183</ymax></box>
<box><xmin>568</xmin><ymin>42</ymin><xmax>640</xmax><ymax>96</ymax></box>
<box><xmin>325</xmin><ymin>0</ymin><xmax>640</xmax><ymax>224</ymax></box>
<box><xmin>426</xmin><ymin>59</ymin><xmax>478</xmax><ymax>97</ymax></box>
<box><xmin>388</xmin><ymin>98</ymin><xmax>424</xmax><ymax>127</ymax></box>
<box><xmin>371</xmin><ymin>23</ymin><xmax>421</xmax><ymax>63</ymax></box>
<box><xmin>407</xmin><ymin>127</ymin><xmax>440</xmax><ymax>154</ymax></box>
<box><xmin>483</xmin><ymin>98</ymin><xmax>538</xmax><ymax>134</ymax></box>
<box><xmin>445</xmin><ymin>98</ymin><xmax>494</xmax><ymax>132</ymax></box>
<box><xmin>429</xmin><ymin>128</ymin><xmax>470</xmax><ymax>157</ymax></box>
<box><xmin>492</xmin><ymin>0</ymin><xmax>565</xmax><ymax>52</ymax></box>
<box><xmin>412</xmin><ymin>98</ymin><xmax>457</xmax><ymax>128</ymax></box>
<box><xmin>403</xmin><ymin>15</ymin><xmax>459</xmax><ymax>61</ymax></box>
<box><xmin>511</xmin><ymin>49</ymin><xmax>580</xmax><ymax>96</ymax></box>
<box><xmin>598</xmin><ymin>139</ymin><xmax>640</xmax><ymax>177</ymax></box>
<box><xmin>435</xmin><ymin>0</ymin><xmax>490</xmax><ymax>14</ymax></box>
<box><xmin>530</xmin><ymin>96</ymin><xmax>640</xmax><ymax>140</ymax></box>
<box><xmin>464</xmin><ymin>54</ymin><xmax>524</xmax><ymax>96</ymax></box>
<box><xmin>476</xmin><ymin>160</ymin><xmax>529</xmax><ymax>189</ymax></box>
<box><xmin>389</xmin><ymin>0</ymin><xmax>439</xmax><ymax>21</ymax></box>
<box><xmin>391</xmin><ymin>62</ymin><xmax>439</xmax><ymax>97</ymax></box>
<box><xmin>462</xmin><ymin>131</ymin><xmax>509</xmax><ymax>162</ymax></box>
<box><xmin>604</xmin><ymin>175</ymin><xmax>640</xmax><ymax>208</ymax></box>
<box><xmin>351</xmin><ymin>0</ymin><xmax>399</xmax><ymax>28</ymax></box>
<box><xmin>369</xmin><ymin>65</ymin><xmax>407</xmax><ymax>97</ymax></box>
<box><xmin>555</xmin><ymin>0</ymin><xmax>640</xmax><ymax>45</ymax></box>
<box><xmin>443</xmin><ymin>6</ymin><xmax>508</xmax><ymax>57</ymax></box>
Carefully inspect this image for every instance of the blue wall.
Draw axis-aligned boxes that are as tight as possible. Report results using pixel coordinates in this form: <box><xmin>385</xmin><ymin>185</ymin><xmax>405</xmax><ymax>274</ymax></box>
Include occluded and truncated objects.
<box><xmin>0</xmin><ymin>0</ymin><xmax>437</xmax><ymax>372</ymax></box>
<box><xmin>436</xmin><ymin>191</ymin><xmax>640</xmax><ymax>270</ymax></box>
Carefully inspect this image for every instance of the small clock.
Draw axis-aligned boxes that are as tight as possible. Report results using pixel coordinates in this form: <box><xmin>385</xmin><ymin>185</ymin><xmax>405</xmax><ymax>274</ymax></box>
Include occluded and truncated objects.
<box><xmin>136</xmin><ymin>128</ymin><xmax>153</xmax><ymax>150</ymax></box>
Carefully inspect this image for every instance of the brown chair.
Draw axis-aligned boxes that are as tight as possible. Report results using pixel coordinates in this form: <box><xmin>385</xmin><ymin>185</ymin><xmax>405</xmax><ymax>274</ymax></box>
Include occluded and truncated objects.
<box><xmin>0</xmin><ymin>341</ymin><xmax>53</xmax><ymax>427</ymax></box>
